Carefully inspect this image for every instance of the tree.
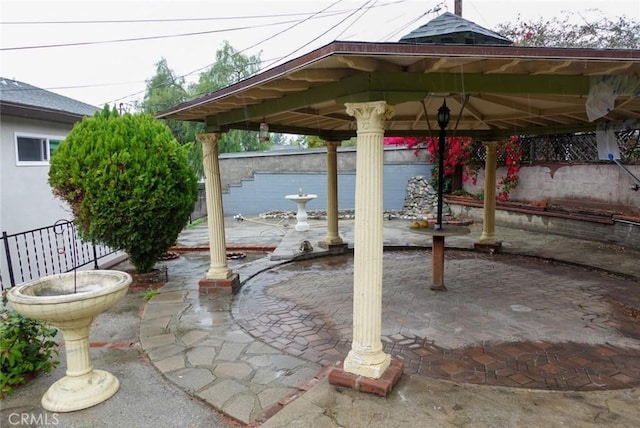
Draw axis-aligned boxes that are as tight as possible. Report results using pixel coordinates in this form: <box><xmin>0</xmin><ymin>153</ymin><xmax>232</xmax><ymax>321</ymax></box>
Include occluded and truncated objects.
<box><xmin>141</xmin><ymin>58</ymin><xmax>188</xmax><ymax>114</ymax></box>
<box><xmin>140</xmin><ymin>58</ymin><xmax>204</xmax><ymax>145</ymax></box>
<box><xmin>193</xmin><ymin>41</ymin><xmax>262</xmax><ymax>94</ymax></box>
<box><xmin>49</xmin><ymin>106</ymin><xmax>198</xmax><ymax>273</ymax></box>
<box><xmin>496</xmin><ymin>10</ymin><xmax>639</xmax><ymax>49</ymax></box>
<box><xmin>139</xmin><ymin>58</ymin><xmax>205</xmax><ymax>176</ymax></box>
<box><xmin>191</xmin><ymin>41</ymin><xmax>270</xmax><ymax>153</ymax></box>
<box><xmin>140</xmin><ymin>42</ymin><xmax>271</xmax><ymax>155</ymax></box>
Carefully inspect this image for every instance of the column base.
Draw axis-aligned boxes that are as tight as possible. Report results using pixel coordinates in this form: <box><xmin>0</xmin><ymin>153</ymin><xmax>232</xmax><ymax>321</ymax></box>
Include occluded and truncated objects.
<box><xmin>317</xmin><ymin>241</ymin><xmax>348</xmax><ymax>254</ymax></box>
<box><xmin>474</xmin><ymin>241</ymin><xmax>503</xmax><ymax>253</ymax></box>
<box><xmin>42</xmin><ymin>369</ymin><xmax>119</xmax><ymax>412</ymax></box>
<box><xmin>329</xmin><ymin>358</ymin><xmax>404</xmax><ymax>397</ymax></box>
<box><xmin>199</xmin><ymin>273</ymin><xmax>240</xmax><ymax>294</ymax></box>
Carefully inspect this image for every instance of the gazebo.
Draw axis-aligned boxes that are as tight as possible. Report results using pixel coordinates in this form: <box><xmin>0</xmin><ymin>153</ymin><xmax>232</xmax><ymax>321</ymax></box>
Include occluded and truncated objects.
<box><xmin>158</xmin><ymin>14</ymin><xmax>640</xmax><ymax>385</ymax></box>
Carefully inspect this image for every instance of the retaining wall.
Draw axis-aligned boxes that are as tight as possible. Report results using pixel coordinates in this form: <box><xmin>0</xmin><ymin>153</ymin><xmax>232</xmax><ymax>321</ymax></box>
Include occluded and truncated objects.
<box><xmin>464</xmin><ymin>163</ymin><xmax>640</xmax><ymax>213</ymax></box>
<box><xmin>449</xmin><ymin>203</ymin><xmax>640</xmax><ymax>250</ymax></box>
<box><xmin>219</xmin><ymin>146</ymin><xmax>430</xmax><ymax>215</ymax></box>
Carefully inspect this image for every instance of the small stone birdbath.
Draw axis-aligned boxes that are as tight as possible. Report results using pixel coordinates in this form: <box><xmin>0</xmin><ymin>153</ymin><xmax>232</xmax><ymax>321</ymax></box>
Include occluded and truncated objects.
<box><xmin>7</xmin><ymin>270</ymin><xmax>132</xmax><ymax>412</ymax></box>
<box><xmin>285</xmin><ymin>189</ymin><xmax>317</xmax><ymax>231</ymax></box>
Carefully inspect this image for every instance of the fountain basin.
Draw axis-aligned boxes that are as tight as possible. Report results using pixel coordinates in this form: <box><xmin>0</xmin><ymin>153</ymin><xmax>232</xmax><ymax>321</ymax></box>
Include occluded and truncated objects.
<box><xmin>285</xmin><ymin>194</ymin><xmax>318</xmax><ymax>205</ymax></box>
<box><xmin>7</xmin><ymin>270</ymin><xmax>132</xmax><ymax>412</ymax></box>
<box><xmin>9</xmin><ymin>270</ymin><xmax>131</xmax><ymax>322</ymax></box>
<box><xmin>285</xmin><ymin>194</ymin><xmax>317</xmax><ymax>232</ymax></box>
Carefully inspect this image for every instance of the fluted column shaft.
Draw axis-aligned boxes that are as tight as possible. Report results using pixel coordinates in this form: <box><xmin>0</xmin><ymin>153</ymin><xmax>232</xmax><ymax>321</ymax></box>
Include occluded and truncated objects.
<box><xmin>343</xmin><ymin>101</ymin><xmax>394</xmax><ymax>378</ymax></box>
<box><xmin>323</xmin><ymin>142</ymin><xmax>343</xmax><ymax>245</ymax></box>
<box><xmin>197</xmin><ymin>133</ymin><xmax>232</xmax><ymax>279</ymax></box>
<box><xmin>480</xmin><ymin>142</ymin><xmax>499</xmax><ymax>244</ymax></box>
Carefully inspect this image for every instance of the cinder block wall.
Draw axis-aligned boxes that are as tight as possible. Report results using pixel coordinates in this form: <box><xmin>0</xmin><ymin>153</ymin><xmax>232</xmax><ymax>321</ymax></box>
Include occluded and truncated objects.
<box><xmin>218</xmin><ymin>146</ymin><xmax>431</xmax><ymax>215</ymax></box>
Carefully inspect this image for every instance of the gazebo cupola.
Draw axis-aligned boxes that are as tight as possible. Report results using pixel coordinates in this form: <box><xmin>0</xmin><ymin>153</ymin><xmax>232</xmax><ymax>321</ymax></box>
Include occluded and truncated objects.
<box><xmin>399</xmin><ymin>11</ymin><xmax>512</xmax><ymax>46</ymax></box>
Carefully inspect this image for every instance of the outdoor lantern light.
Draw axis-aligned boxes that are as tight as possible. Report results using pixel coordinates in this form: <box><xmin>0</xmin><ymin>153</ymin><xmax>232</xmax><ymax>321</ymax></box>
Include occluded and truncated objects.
<box><xmin>435</xmin><ymin>99</ymin><xmax>450</xmax><ymax>230</ymax></box>
<box><xmin>259</xmin><ymin>121</ymin><xmax>269</xmax><ymax>142</ymax></box>
<box><xmin>437</xmin><ymin>99</ymin><xmax>450</xmax><ymax>129</ymax></box>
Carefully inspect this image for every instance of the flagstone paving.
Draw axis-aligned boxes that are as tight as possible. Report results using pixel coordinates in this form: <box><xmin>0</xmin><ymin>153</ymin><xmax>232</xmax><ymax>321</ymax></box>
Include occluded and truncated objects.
<box><xmin>138</xmin><ymin>218</ymin><xmax>640</xmax><ymax>425</ymax></box>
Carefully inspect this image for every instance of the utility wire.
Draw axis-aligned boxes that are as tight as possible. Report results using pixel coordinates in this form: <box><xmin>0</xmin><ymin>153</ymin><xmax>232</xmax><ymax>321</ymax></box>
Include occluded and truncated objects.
<box><xmin>378</xmin><ymin>1</ymin><xmax>445</xmax><ymax>42</ymax></box>
<box><xmin>106</xmin><ymin>0</ymin><xmax>413</xmax><ymax>106</ymax></box>
<box><xmin>3</xmin><ymin>0</ymin><xmax>414</xmax><ymax>106</ymax></box>
<box><xmin>261</xmin><ymin>0</ymin><xmax>376</xmax><ymax>71</ymax></box>
<box><xmin>0</xmin><ymin>19</ymin><xmax>301</xmax><ymax>51</ymax></box>
<box><xmin>0</xmin><ymin>11</ymin><xmax>346</xmax><ymax>25</ymax></box>
<box><xmin>238</xmin><ymin>0</ymin><xmax>345</xmax><ymax>56</ymax></box>
<box><xmin>331</xmin><ymin>0</ymin><xmax>378</xmax><ymax>40</ymax></box>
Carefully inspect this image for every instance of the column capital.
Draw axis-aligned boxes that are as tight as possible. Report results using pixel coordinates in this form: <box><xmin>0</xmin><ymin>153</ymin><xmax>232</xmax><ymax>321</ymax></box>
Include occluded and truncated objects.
<box><xmin>324</xmin><ymin>141</ymin><xmax>342</xmax><ymax>151</ymax></box>
<box><xmin>345</xmin><ymin>101</ymin><xmax>395</xmax><ymax>133</ymax></box>
<box><xmin>196</xmin><ymin>132</ymin><xmax>220</xmax><ymax>146</ymax></box>
<box><xmin>482</xmin><ymin>141</ymin><xmax>500</xmax><ymax>150</ymax></box>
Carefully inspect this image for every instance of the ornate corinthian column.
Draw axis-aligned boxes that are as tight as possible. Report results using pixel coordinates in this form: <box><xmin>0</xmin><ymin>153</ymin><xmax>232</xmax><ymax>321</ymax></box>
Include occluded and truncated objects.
<box><xmin>196</xmin><ymin>133</ymin><xmax>232</xmax><ymax>280</ymax></box>
<box><xmin>343</xmin><ymin>101</ymin><xmax>394</xmax><ymax>378</ymax></box>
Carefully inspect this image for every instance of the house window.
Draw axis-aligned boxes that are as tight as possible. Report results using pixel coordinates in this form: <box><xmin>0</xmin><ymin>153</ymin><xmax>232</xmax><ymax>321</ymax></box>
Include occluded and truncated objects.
<box><xmin>15</xmin><ymin>134</ymin><xmax>64</xmax><ymax>165</ymax></box>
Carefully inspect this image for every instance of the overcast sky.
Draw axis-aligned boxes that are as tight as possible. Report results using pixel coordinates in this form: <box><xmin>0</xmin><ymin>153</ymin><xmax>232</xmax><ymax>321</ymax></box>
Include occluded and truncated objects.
<box><xmin>1</xmin><ymin>0</ymin><xmax>638</xmax><ymax>109</ymax></box>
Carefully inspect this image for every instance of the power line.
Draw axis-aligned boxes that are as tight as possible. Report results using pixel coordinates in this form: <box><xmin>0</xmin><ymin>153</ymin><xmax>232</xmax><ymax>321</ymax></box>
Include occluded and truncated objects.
<box><xmin>238</xmin><ymin>0</ymin><xmax>345</xmax><ymax>56</ymax></box>
<box><xmin>0</xmin><ymin>19</ymin><xmax>302</xmax><ymax>51</ymax></box>
<box><xmin>378</xmin><ymin>1</ymin><xmax>445</xmax><ymax>42</ymax></box>
<box><xmin>99</xmin><ymin>0</ymin><xmax>419</xmax><ymax>106</ymax></box>
<box><xmin>261</xmin><ymin>0</ymin><xmax>368</xmax><ymax>70</ymax></box>
<box><xmin>0</xmin><ymin>11</ymin><xmax>345</xmax><ymax>25</ymax></box>
<box><xmin>3</xmin><ymin>0</ymin><xmax>422</xmax><ymax>107</ymax></box>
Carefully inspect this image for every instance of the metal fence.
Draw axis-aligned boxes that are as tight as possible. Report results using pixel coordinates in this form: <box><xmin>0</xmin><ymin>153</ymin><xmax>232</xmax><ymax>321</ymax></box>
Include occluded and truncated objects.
<box><xmin>0</xmin><ymin>220</ymin><xmax>118</xmax><ymax>291</ymax></box>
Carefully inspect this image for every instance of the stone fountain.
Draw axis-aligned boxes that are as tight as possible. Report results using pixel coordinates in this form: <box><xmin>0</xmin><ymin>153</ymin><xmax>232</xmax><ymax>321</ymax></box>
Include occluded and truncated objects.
<box><xmin>285</xmin><ymin>188</ymin><xmax>317</xmax><ymax>231</ymax></box>
<box><xmin>7</xmin><ymin>270</ymin><xmax>132</xmax><ymax>412</ymax></box>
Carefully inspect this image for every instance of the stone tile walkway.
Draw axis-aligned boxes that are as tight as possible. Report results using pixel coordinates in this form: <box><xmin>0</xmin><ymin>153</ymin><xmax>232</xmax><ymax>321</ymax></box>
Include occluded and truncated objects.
<box><xmin>140</xmin><ymin>253</ymin><xmax>324</xmax><ymax>425</ymax></box>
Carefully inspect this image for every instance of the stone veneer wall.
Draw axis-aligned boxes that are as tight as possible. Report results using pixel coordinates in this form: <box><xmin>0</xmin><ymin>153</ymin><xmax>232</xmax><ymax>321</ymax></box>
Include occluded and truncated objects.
<box><xmin>401</xmin><ymin>176</ymin><xmax>450</xmax><ymax>218</ymax></box>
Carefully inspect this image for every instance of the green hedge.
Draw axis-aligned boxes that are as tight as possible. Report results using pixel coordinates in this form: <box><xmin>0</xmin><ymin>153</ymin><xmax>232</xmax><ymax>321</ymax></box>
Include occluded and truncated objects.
<box><xmin>49</xmin><ymin>106</ymin><xmax>198</xmax><ymax>273</ymax></box>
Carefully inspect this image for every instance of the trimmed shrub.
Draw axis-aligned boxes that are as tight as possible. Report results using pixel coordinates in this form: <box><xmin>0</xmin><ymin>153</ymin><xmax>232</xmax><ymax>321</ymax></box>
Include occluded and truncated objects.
<box><xmin>49</xmin><ymin>106</ymin><xmax>198</xmax><ymax>273</ymax></box>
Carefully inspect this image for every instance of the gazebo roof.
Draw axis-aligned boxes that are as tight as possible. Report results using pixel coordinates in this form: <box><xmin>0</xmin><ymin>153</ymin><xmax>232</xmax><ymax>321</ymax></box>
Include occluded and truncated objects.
<box><xmin>158</xmin><ymin>41</ymin><xmax>640</xmax><ymax>140</ymax></box>
<box><xmin>399</xmin><ymin>12</ymin><xmax>512</xmax><ymax>46</ymax></box>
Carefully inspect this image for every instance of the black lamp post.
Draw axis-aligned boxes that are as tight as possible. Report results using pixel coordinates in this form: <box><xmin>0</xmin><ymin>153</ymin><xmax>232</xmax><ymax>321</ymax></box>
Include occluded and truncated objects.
<box><xmin>436</xmin><ymin>99</ymin><xmax>450</xmax><ymax>230</ymax></box>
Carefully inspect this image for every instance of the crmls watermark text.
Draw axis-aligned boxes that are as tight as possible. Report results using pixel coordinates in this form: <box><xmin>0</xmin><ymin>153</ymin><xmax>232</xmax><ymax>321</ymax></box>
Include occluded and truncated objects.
<box><xmin>8</xmin><ymin>412</ymin><xmax>60</xmax><ymax>426</ymax></box>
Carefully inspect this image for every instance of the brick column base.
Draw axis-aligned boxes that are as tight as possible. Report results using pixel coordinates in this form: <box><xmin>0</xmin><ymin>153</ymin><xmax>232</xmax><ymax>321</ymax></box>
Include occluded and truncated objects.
<box><xmin>328</xmin><ymin>358</ymin><xmax>404</xmax><ymax>397</ymax></box>
<box><xmin>199</xmin><ymin>273</ymin><xmax>241</xmax><ymax>294</ymax></box>
<box><xmin>474</xmin><ymin>241</ymin><xmax>503</xmax><ymax>253</ymax></box>
<box><xmin>317</xmin><ymin>241</ymin><xmax>349</xmax><ymax>254</ymax></box>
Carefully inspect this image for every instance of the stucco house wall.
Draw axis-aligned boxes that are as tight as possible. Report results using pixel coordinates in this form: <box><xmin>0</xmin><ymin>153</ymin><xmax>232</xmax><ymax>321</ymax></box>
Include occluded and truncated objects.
<box><xmin>0</xmin><ymin>77</ymin><xmax>98</xmax><ymax>234</ymax></box>
<box><xmin>0</xmin><ymin>115</ymin><xmax>75</xmax><ymax>234</ymax></box>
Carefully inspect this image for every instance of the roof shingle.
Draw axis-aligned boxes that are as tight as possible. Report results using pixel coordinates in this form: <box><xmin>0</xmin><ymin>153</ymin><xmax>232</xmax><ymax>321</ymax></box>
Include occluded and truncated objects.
<box><xmin>0</xmin><ymin>77</ymin><xmax>98</xmax><ymax>117</ymax></box>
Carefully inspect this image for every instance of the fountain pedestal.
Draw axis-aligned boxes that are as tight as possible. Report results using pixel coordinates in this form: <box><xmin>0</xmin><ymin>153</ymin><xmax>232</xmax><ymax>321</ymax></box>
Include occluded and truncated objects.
<box><xmin>7</xmin><ymin>270</ymin><xmax>132</xmax><ymax>412</ymax></box>
<box><xmin>410</xmin><ymin>225</ymin><xmax>470</xmax><ymax>290</ymax></box>
<box><xmin>285</xmin><ymin>193</ymin><xmax>317</xmax><ymax>232</ymax></box>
